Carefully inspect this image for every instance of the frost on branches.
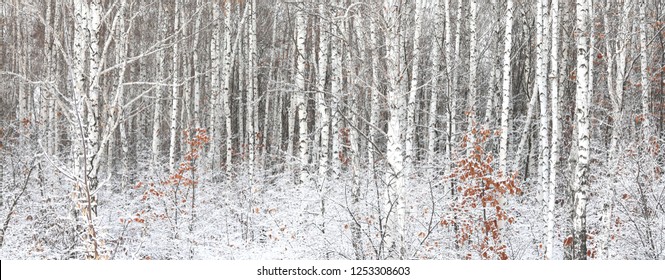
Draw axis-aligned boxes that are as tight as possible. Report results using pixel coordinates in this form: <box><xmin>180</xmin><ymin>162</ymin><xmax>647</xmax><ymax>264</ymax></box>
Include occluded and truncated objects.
<box><xmin>442</xmin><ymin>125</ymin><xmax>520</xmax><ymax>260</ymax></box>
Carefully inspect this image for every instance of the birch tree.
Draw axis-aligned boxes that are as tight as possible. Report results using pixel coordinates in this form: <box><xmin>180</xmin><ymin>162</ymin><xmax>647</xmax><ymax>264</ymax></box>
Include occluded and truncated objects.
<box><xmin>406</xmin><ymin>0</ymin><xmax>422</xmax><ymax>164</ymax></box>
<box><xmin>152</xmin><ymin>1</ymin><xmax>167</xmax><ymax>165</ymax></box>
<box><xmin>572</xmin><ymin>0</ymin><xmax>591</xmax><ymax>260</ymax></box>
<box><xmin>536</xmin><ymin>0</ymin><xmax>551</xmax><ymax>257</ymax></box>
<box><xmin>209</xmin><ymin>2</ymin><xmax>222</xmax><ymax>167</ymax></box>
<box><xmin>317</xmin><ymin>0</ymin><xmax>330</xmax><ymax>178</ymax></box>
<box><xmin>427</xmin><ymin>0</ymin><xmax>441</xmax><ymax>164</ymax></box>
<box><xmin>499</xmin><ymin>0</ymin><xmax>514</xmax><ymax>232</ymax></box>
<box><xmin>467</xmin><ymin>0</ymin><xmax>478</xmax><ymax>149</ymax></box>
<box><xmin>383</xmin><ymin>0</ymin><xmax>406</xmax><ymax>259</ymax></box>
<box><xmin>639</xmin><ymin>0</ymin><xmax>652</xmax><ymax>136</ymax></box>
<box><xmin>546</xmin><ymin>0</ymin><xmax>560</xmax><ymax>260</ymax></box>
<box><xmin>70</xmin><ymin>0</ymin><xmax>104</xmax><ymax>259</ymax></box>
<box><xmin>295</xmin><ymin>2</ymin><xmax>308</xmax><ymax>184</ymax></box>
<box><xmin>168</xmin><ymin>0</ymin><xmax>181</xmax><ymax>174</ymax></box>
<box><xmin>223</xmin><ymin>1</ymin><xmax>236</xmax><ymax>172</ymax></box>
<box><xmin>248</xmin><ymin>0</ymin><xmax>258</xmax><ymax>171</ymax></box>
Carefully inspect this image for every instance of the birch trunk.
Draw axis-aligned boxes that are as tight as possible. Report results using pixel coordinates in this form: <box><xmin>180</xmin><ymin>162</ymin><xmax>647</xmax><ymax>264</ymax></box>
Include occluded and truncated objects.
<box><xmin>193</xmin><ymin>0</ymin><xmax>202</xmax><ymax>131</ymax></box>
<box><xmin>467</xmin><ymin>0</ymin><xmax>478</xmax><ymax>155</ymax></box>
<box><xmin>369</xmin><ymin>19</ymin><xmax>380</xmax><ymax>165</ymax></box>
<box><xmin>248</xmin><ymin>0</ymin><xmax>258</xmax><ymax>171</ymax></box>
<box><xmin>383</xmin><ymin>0</ymin><xmax>405</xmax><ymax>259</ymax></box>
<box><xmin>406</xmin><ymin>0</ymin><xmax>422</xmax><ymax>164</ymax></box>
<box><xmin>447</xmin><ymin>0</ymin><xmax>461</xmax><ymax>207</ymax></box>
<box><xmin>427</xmin><ymin>0</ymin><xmax>442</xmax><ymax>165</ymax></box>
<box><xmin>573</xmin><ymin>0</ymin><xmax>591</xmax><ymax>260</ymax></box>
<box><xmin>114</xmin><ymin>2</ymin><xmax>129</xmax><ymax>187</ymax></box>
<box><xmin>608</xmin><ymin>1</ymin><xmax>631</xmax><ymax>160</ymax></box>
<box><xmin>223</xmin><ymin>1</ymin><xmax>235</xmax><ymax>172</ymax></box>
<box><xmin>296</xmin><ymin>3</ymin><xmax>309</xmax><ymax>184</ymax></box>
<box><xmin>169</xmin><ymin>0</ymin><xmax>181</xmax><ymax>174</ymax></box>
<box><xmin>330</xmin><ymin>13</ymin><xmax>341</xmax><ymax>178</ymax></box>
<box><xmin>536</xmin><ymin>0</ymin><xmax>551</xmax><ymax>259</ymax></box>
<box><xmin>639</xmin><ymin>0</ymin><xmax>652</xmax><ymax>136</ymax></box>
<box><xmin>71</xmin><ymin>0</ymin><xmax>102</xmax><ymax>259</ymax></box>
<box><xmin>209</xmin><ymin>2</ymin><xmax>221</xmax><ymax>167</ymax></box>
<box><xmin>498</xmin><ymin>0</ymin><xmax>514</xmax><ymax>233</ymax></box>
<box><xmin>546</xmin><ymin>0</ymin><xmax>559</xmax><ymax>260</ymax></box>
<box><xmin>318</xmin><ymin>1</ymin><xmax>330</xmax><ymax>177</ymax></box>
<box><xmin>152</xmin><ymin>1</ymin><xmax>167</xmax><ymax>165</ymax></box>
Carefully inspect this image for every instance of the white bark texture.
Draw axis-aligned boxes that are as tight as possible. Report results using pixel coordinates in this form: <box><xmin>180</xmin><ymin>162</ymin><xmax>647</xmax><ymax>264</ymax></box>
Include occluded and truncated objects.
<box><xmin>546</xmin><ymin>0</ymin><xmax>560</xmax><ymax>260</ymax></box>
<box><xmin>383</xmin><ymin>0</ymin><xmax>406</xmax><ymax>259</ymax></box>
<box><xmin>296</xmin><ymin>4</ymin><xmax>309</xmax><ymax>184</ymax></box>
<box><xmin>573</xmin><ymin>0</ymin><xmax>591</xmax><ymax>260</ymax></box>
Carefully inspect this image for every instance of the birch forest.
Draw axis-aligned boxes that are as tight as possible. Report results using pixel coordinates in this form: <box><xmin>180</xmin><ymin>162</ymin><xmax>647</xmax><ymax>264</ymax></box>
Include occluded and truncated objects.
<box><xmin>1</xmin><ymin>0</ymin><xmax>664</xmax><ymax>260</ymax></box>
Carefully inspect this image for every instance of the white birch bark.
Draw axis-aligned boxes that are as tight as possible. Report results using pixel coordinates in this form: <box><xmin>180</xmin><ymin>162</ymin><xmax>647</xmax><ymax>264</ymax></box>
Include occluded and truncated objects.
<box><xmin>209</xmin><ymin>2</ymin><xmax>222</xmax><ymax>167</ymax></box>
<box><xmin>406</xmin><ymin>0</ymin><xmax>422</xmax><ymax>164</ymax></box>
<box><xmin>317</xmin><ymin>1</ymin><xmax>330</xmax><ymax>177</ymax></box>
<box><xmin>193</xmin><ymin>0</ymin><xmax>202</xmax><ymax>131</ymax></box>
<box><xmin>536</xmin><ymin>0</ymin><xmax>551</xmax><ymax>258</ymax></box>
<box><xmin>498</xmin><ymin>0</ymin><xmax>514</xmax><ymax>233</ymax></box>
<box><xmin>152</xmin><ymin>1</ymin><xmax>167</xmax><ymax>165</ymax></box>
<box><xmin>86</xmin><ymin>0</ymin><xmax>102</xmax><ymax>191</ymax></box>
<box><xmin>296</xmin><ymin>3</ymin><xmax>309</xmax><ymax>184</ymax></box>
<box><xmin>545</xmin><ymin>0</ymin><xmax>559</xmax><ymax>260</ymax></box>
<box><xmin>239</xmin><ymin>38</ymin><xmax>246</xmax><ymax>157</ymax></box>
<box><xmin>383</xmin><ymin>0</ymin><xmax>406</xmax><ymax>259</ymax></box>
<box><xmin>223</xmin><ymin>1</ymin><xmax>235</xmax><ymax>172</ymax></box>
<box><xmin>573</xmin><ymin>0</ymin><xmax>591</xmax><ymax>260</ymax></box>
<box><xmin>639</xmin><ymin>0</ymin><xmax>652</xmax><ymax>136</ymax></box>
<box><xmin>330</xmin><ymin>13</ymin><xmax>341</xmax><ymax>178</ymax></box>
<box><xmin>608</xmin><ymin>1</ymin><xmax>631</xmax><ymax>160</ymax></box>
<box><xmin>114</xmin><ymin>2</ymin><xmax>129</xmax><ymax>187</ymax></box>
<box><xmin>447</xmin><ymin>0</ymin><xmax>461</xmax><ymax>198</ymax></box>
<box><xmin>485</xmin><ymin>0</ymin><xmax>501</xmax><ymax>125</ymax></box>
<box><xmin>249</xmin><ymin>0</ymin><xmax>258</xmax><ymax>171</ymax></box>
<box><xmin>169</xmin><ymin>0</ymin><xmax>181</xmax><ymax>174</ymax></box>
<box><xmin>467</xmin><ymin>0</ymin><xmax>478</xmax><ymax>155</ymax></box>
<box><xmin>499</xmin><ymin>0</ymin><xmax>514</xmax><ymax>178</ymax></box>
<box><xmin>71</xmin><ymin>0</ymin><xmax>102</xmax><ymax>259</ymax></box>
<box><xmin>263</xmin><ymin>2</ymin><xmax>280</xmax><ymax>161</ymax></box>
<box><xmin>369</xmin><ymin>18</ymin><xmax>380</xmax><ymax>165</ymax></box>
<box><xmin>427</xmin><ymin>0</ymin><xmax>442</xmax><ymax>165</ymax></box>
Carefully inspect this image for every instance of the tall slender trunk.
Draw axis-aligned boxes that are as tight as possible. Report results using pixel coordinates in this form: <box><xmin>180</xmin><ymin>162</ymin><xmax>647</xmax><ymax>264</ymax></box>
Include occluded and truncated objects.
<box><xmin>264</xmin><ymin>2</ymin><xmax>280</xmax><ymax>162</ymax></box>
<box><xmin>499</xmin><ymin>0</ymin><xmax>514</xmax><ymax>233</ymax></box>
<box><xmin>368</xmin><ymin>18</ymin><xmax>380</xmax><ymax>166</ymax></box>
<box><xmin>248</xmin><ymin>0</ymin><xmax>258</xmax><ymax>171</ymax></box>
<box><xmin>223</xmin><ymin>1</ymin><xmax>237</xmax><ymax>172</ymax></box>
<box><xmin>639</xmin><ymin>0</ymin><xmax>652</xmax><ymax>136</ymax></box>
<box><xmin>209</xmin><ymin>2</ymin><xmax>222</xmax><ymax>167</ymax></box>
<box><xmin>406</xmin><ymin>0</ymin><xmax>422</xmax><ymax>164</ymax></box>
<box><xmin>608</xmin><ymin>1</ymin><xmax>631</xmax><ymax>160</ymax></box>
<box><xmin>317</xmin><ymin>0</ymin><xmax>330</xmax><ymax>175</ymax></box>
<box><xmin>114</xmin><ymin>2</ymin><xmax>129</xmax><ymax>187</ymax></box>
<box><xmin>152</xmin><ymin>1</ymin><xmax>167</xmax><ymax>165</ymax></box>
<box><xmin>536</xmin><ymin>0</ymin><xmax>551</xmax><ymax>259</ymax></box>
<box><xmin>296</xmin><ymin>3</ymin><xmax>308</xmax><ymax>184</ymax></box>
<box><xmin>427</xmin><ymin>0</ymin><xmax>442</xmax><ymax>165</ymax></box>
<box><xmin>330</xmin><ymin>9</ymin><xmax>341</xmax><ymax>178</ymax></box>
<box><xmin>169</xmin><ymin>0</ymin><xmax>181</xmax><ymax>174</ymax></box>
<box><xmin>193</xmin><ymin>0</ymin><xmax>202</xmax><ymax>131</ymax></box>
<box><xmin>71</xmin><ymin>0</ymin><xmax>102</xmax><ymax>259</ymax></box>
<box><xmin>546</xmin><ymin>0</ymin><xmax>560</xmax><ymax>260</ymax></box>
<box><xmin>573</xmin><ymin>0</ymin><xmax>591</xmax><ymax>260</ymax></box>
<box><xmin>467</xmin><ymin>0</ymin><xmax>478</xmax><ymax>154</ymax></box>
<box><xmin>383</xmin><ymin>0</ymin><xmax>405</xmax><ymax>259</ymax></box>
